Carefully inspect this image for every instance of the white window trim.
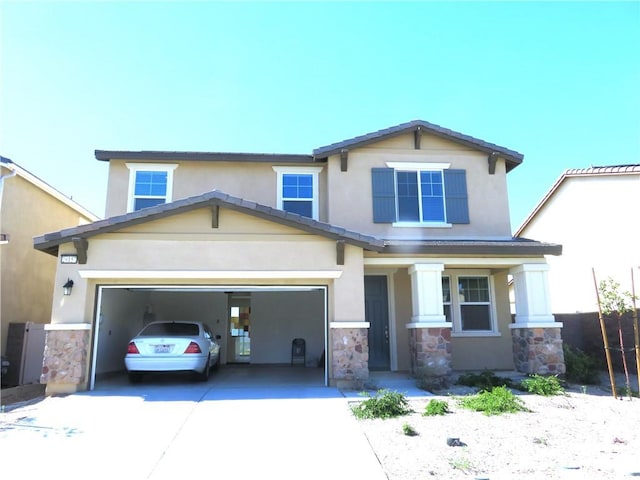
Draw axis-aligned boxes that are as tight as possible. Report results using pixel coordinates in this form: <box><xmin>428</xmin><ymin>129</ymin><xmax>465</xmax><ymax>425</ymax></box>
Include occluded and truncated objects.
<box><xmin>386</xmin><ymin>162</ymin><xmax>451</xmax><ymax>227</ymax></box>
<box><xmin>386</xmin><ymin>162</ymin><xmax>450</xmax><ymax>170</ymax></box>
<box><xmin>444</xmin><ymin>270</ymin><xmax>500</xmax><ymax>337</ymax></box>
<box><xmin>272</xmin><ymin>166</ymin><xmax>323</xmax><ymax>220</ymax></box>
<box><xmin>126</xmin><ymin>163</ymin><xmax>178</xmax><ymax>213</ymax></box>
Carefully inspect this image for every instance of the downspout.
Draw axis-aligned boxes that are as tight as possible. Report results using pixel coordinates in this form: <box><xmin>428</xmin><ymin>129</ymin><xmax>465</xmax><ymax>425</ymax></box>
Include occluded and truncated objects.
<box><xmin>0</xmin><ymin>159</ymin><xmax>17</xmax><ymax>344</ymax></box>
<box><xmin>0</xmin><ymin>158</ymin><xmax>18</xmax><ymax>243</ymax></box>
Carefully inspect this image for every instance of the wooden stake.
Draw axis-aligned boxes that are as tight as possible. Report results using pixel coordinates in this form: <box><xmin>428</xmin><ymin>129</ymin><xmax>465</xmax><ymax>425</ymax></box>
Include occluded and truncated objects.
<box><xmin>593</xmin><ymin>268</ymin><xmax>617</xmax><ymax>399</ymax></box>
<box><xmin>631</xmin><ymin>268</ymin><xmax>640</xmax><ymax>396</ymax></box>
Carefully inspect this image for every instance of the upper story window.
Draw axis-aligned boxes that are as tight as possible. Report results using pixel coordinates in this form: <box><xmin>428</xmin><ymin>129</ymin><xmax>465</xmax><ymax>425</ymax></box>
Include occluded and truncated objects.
<box><xmin>126</xmin><ymin>163</ymin><xmax>178</xmax><ymax>212</ymax></box>
<box><xmin>397</xmin><ymin>170</ymin><xmax>445</xmax><ymax>222</ymax></box>
<box><xmin>371</xmin><ymin>163</ymin><xmax>469</xmax><ymax>226</ymax></box>
<box><xmin>273</xmin><ymin>166</ymin><xmax>323</xmax><ymax>220</ymax></box>
<box><xmin>442</xmin><ymin>272</ymin><xmax>497</xmax><ymax>335</ymax></box>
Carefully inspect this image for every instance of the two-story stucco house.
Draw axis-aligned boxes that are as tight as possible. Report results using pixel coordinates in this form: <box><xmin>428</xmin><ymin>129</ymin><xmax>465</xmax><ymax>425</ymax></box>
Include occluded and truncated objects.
<box><xmin>1</xmin><ymin>156</ymin><xmax>98</xmax><ymax>386</ymax></box>
<box><xmin>34</xmin><ymin>120</ymin><xmax>563</xmax><ymax>395</ymax></box>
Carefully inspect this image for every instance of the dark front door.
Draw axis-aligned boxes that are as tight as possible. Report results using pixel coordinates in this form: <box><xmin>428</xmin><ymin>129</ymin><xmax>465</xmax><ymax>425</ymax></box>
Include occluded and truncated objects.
<box><xmin>365</xmin><ymin>275</ymin><xmax>390</xmax><ymax>371</ymax></box>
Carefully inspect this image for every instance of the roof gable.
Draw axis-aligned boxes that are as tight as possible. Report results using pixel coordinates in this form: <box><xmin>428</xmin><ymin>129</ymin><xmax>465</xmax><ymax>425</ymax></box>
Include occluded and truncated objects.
<box><xmin>312</xmin><ymin>120</ymin><xmax>524</xmax><ymax>171</ymax></box>
<box><xmin>1</xmin><ymin>156</ymin><xmax>99</xmax><ymax>221</ymax></box>
<box><xmin>515</xmin><ymin>164</ymin><xmax>640</xmax><ymax>236</ymax></box>
<box><xmin>34</xmin><ymin>189</ymin><xmax>384</xmax><ymax>256</ymax></box>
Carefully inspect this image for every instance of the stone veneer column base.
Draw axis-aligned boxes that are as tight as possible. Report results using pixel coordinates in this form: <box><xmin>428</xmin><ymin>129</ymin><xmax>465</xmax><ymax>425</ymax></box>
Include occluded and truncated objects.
<box><xmin>511</xmin><ymin>327</ymin><xmax>566</xmax><ymax>375</ymax></box>
<box><xmin>330</xmin><ymin>327</ymin><xmax>369</xmax><ymax>388</ymax></box>
<box><xmin>41</xmin><ymin>328</ymin><xmax>91</xmax><ymax>395</ymax></box>
<box><xmin>408</xmin><ymin>327</ymin><xmax>452</xmax><ymax>378</ymax></box>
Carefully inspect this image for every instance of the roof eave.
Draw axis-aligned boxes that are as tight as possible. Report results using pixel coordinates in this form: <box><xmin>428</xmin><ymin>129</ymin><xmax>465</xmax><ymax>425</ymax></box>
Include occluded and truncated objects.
<box><xmin>95</xmin><ymin>150</ymin><xmax>317</xmax><ymax>164</ymax></box>
<box><xmin>381</xmin><ymin>242</ymin><xmax>562</xmax><ymax>256</ymax></box>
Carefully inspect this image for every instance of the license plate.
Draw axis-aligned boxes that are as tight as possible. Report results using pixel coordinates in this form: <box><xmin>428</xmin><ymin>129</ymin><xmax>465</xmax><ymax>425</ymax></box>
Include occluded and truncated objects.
<box><xmin>154</xmin><ymin>344</ymin><xmax>171</xmax><ymax>353</ymax></box>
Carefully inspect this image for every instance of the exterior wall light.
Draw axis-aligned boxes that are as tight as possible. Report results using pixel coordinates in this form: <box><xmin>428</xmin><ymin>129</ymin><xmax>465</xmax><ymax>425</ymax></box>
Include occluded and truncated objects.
<box><xmin>63</xmin><ymin>278</ymin><xmax>74</xmax><ymax>296</ymax></box>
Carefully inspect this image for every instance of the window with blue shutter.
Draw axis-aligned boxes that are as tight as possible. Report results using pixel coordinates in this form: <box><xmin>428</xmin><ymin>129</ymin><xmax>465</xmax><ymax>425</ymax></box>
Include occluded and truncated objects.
<box><xmin>371</xmin><ymin>167</ymin><xmax>469</xmax><ymax>225</ymax></box>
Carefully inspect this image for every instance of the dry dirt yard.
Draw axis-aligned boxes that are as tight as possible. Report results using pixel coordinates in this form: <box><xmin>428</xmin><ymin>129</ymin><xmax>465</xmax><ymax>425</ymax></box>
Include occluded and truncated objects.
<box><xmin>353</xmin><ymin>382</ymin><xmax>640</xmax><ymax>480</ymax></box>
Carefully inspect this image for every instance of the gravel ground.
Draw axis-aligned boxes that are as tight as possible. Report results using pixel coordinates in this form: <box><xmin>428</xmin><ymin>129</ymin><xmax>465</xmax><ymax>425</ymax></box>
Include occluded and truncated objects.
<box><xmin>353</xmin><ymin>381</ymin><xmax>640</xmax><ymax>480</ymax></box>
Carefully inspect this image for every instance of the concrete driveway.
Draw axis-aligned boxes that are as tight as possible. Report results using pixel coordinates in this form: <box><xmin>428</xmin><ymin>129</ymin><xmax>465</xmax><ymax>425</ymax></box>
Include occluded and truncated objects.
<box><xmin>0</xmin><ymin>366</ymin><xmax>426</xmax><ymax>479</ymax></box>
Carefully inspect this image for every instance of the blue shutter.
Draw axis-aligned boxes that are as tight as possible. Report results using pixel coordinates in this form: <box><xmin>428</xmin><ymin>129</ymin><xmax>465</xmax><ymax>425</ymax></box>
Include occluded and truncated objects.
<box><xmin>444</xmin><ymin>169</ymin><xmax>469</xmax><ymax>224</ymax></box>
<box><xmin>371</xmin><ymin>168</ymin><xmax>396</xmax><ymax>223</ymax></box>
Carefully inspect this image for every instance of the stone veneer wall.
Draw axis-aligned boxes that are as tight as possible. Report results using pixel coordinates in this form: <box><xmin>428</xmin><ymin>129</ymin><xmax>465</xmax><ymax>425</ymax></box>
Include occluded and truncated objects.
<box><xmin>40</xmin><ymin>329</ymin><xmax>90</xmax><ymax>389</ymax></box>
<box><xmin>331</xmin><ymin>328</ymin><xmax>369</xmax><ymax>387</ymax></box>
<box><xmin>408</xmin><ymin>327</ymin><xmax>452</xmax><ymax>377</ymax></box>
<box><xmin>511</xmin><ymin>327</ymin><xmax>566</xmax><ymax>375</ymax></box>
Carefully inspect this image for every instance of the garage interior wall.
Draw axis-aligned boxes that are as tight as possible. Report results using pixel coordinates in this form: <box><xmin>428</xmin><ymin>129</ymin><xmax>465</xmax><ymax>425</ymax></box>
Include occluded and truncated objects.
<box><xmin>96</xmin><ymin>289</ymin><xmax>149</xmax><ymax>376</ymax></box>
<box><xmin>250</xmin><ymin>291</ymin><xmax>324</xmax><ymax>365</ymax></box>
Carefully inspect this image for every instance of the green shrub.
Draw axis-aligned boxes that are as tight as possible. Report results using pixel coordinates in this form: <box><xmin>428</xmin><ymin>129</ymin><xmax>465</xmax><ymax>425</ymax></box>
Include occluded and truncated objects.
<box><xmin>520</xmin><ymin>374</ymin><xmax>564</xmax><ymax>396</ymax></box>
<box><xmin>402</xmin><ymin>423</ymin><xmax>418</xmax><ymax>436</ymax></box>
<box><xmin>458</xmin><ymin>386</ymin><xmax>529</xmax><ymax>416</ymax></box>
<box><xmin>423</xmin><ymin>399</ymin><xmax>450</xmax><ymax>416</ymax></box>
<box><xmin>563</xmin><ymin>344</ymin><xmax>600</xmax><ymax>384</ymax></box>
<box><xmin>456</xmin><ymin>370</ymin><xmax>514</xmax><ymax>390</ymax></box>
<box><xmin>616</xmin><ymin>385</ymin><xmax>640</xmax><ymax>398</ymax></box>
<box><xmin>351</xmin><ymin>389</ymin><xmax>412</xmax><ymax>420</ymax></box>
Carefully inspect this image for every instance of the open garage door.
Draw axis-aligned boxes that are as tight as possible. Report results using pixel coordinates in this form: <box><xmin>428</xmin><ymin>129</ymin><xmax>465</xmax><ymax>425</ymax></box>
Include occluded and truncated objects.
<box><xmin>91</xmin><ymin>285</ymin><xmax>328</xmax><ymax>389</ymax></box>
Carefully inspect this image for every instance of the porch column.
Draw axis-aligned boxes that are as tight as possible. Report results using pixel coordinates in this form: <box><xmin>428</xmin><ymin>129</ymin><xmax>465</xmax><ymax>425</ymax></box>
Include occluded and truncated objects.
<box><xmin>407</xmin><ymin>264</ymin><xmax>452</xmax><ymax>379</ymax></box>
<box><xmin>509</xmin><ymin>264</ymin><xmax>565</xmax><ymax>375</ymax></box>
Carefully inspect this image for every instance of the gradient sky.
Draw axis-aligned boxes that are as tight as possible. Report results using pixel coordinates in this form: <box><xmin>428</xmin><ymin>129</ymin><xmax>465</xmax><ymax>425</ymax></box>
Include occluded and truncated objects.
<box><xmin>1</xmin><ymin>1</ymin><xmax>639</xmax><ymax>231</ymax></box>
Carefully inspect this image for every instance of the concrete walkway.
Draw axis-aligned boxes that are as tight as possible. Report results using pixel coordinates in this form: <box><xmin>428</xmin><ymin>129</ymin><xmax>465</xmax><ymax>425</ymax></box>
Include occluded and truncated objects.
<box><xmin>0</xmin><ymin>367</ymin><xmax>428</xmax><ymax>480</ymax></box>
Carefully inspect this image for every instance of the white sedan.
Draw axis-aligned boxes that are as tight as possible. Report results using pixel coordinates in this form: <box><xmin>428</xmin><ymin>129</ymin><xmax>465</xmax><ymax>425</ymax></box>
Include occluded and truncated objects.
<box><xmin>125</xmin><ymin>321</ymin><xmax>221</xmax><ymax>383</ymax></box>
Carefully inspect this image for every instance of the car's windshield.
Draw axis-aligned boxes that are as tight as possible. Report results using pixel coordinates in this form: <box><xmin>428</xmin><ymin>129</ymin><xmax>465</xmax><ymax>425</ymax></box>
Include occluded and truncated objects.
<box><xmin>140</xmin><ymin>323</ymin><xmax>199</xmax><ymax>337</ymax></box>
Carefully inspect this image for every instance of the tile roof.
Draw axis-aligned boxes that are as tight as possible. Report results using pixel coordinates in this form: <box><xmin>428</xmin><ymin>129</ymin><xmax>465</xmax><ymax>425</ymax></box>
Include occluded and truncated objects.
<box><xmin>564</xmin><ymin>164</ymin><xmax>640</xmax><ymax>176</ymax></box>
<box><xmin>34</xmin><ymin>189</ymin><xmax>385</xmax><ymax>256</ymax></box>
<box><xmin>95</xmin><ymin>151</ymin><xmax>315</xmax><ymax>163</ymax></box>
<box><xmin>95</xmin><ymin>120</ymin><xmax>525</xmax><ymax>172</ymax></box>
<box><xmin>382</xmin><ymin>238</ymin><xmax>561</xmax><ymax>256</ymax></box>
<box><xmin>312</xmin><ymin>119</ymin><xmax>524</xmax><ymax>171</ymax></box>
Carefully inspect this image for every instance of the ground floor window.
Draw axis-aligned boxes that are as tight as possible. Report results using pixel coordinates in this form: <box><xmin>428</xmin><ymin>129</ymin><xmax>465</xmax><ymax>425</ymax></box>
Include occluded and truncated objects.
<box><xmin>442</xmin><ymin>271</ymin><xmax>497</xmax><ymax>335</ymax></box>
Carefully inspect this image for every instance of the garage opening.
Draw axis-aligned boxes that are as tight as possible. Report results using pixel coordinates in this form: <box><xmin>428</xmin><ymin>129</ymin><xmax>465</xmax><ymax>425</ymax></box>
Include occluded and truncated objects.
<box><xmin>91</xmin><ymin>285</ymin><xmax>328</xmax><ymax>389</ymax></box>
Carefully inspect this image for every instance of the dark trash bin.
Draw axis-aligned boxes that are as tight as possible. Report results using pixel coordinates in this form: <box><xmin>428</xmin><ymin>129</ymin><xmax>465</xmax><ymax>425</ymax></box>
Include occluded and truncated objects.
<box><xmin>291</xmin><ymin>338</ymin><xmax>305</xmax><ymax>366</ymax></box>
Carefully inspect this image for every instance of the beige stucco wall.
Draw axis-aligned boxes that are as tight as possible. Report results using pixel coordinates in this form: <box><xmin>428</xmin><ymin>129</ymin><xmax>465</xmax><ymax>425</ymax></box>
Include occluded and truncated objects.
<box><xmin>518</xmin><ymin>174</ymin><xmax>640</xmax><ymax>314</ymax></box>
<box><xmin>392</xmin><ymin>269</ymin><xmax>412</xmax><ymax>371</ymax></box>
<box><xmin>104</xmin><ymin>159</ymin><xmax>328</xmax><ymax>220</ymax></box>
<box><xmin>325</xmin><ymin>131</ymin><xmax>513</xmax><ymax>238</ymax></box>
<box><xmin>0</xmin><ymin>171</ymin><xmax>94</xmax><ymax>356</ymax></box>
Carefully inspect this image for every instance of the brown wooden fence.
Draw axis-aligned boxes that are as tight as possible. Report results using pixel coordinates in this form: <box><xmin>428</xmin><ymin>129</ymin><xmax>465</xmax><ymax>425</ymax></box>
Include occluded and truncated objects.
<box><xmin>556</xmin><ymin>310</ymin><xmax>639</xmax><ymax>373</ymax></box>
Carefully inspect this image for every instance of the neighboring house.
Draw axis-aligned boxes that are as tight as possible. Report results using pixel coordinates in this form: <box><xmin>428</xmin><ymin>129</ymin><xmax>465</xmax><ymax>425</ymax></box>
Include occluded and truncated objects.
<box><xmin>0</xmin><ymin>156</ymin><xmax>99</xmax><ymax>386</ymax></box>
<box><xmin>33</xmin><ymin>120</ymin><xmax>563</xmax><ymax>395</ymax></box>
<box><xmin>515</xmin><ymin>165</ymin><xmax>640</xmax><ymax>314</ymax></box>
<box><xmin>514</xmin><ymin>165</ymin><xmax>640</xmax><ymax>370</ymax></box>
